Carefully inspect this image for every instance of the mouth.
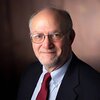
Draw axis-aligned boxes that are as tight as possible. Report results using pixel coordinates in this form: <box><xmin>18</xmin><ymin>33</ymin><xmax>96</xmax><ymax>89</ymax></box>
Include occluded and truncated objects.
<box><xmin>40</xmin><ymin>51</ymin><xmax>56</xmax><ymax>56</ymax></box>
<box><xmin>44</xmin><ymin>50</ymin><xmax>55</xmax><ymax>52</ymax></box>
<box><xmin>40</xmin><ymin>49</ymin><xmax>56</xmax><ymax>53</ymax></box>
<box><xmin>41</xmin><ymin>52</ymin><xmax>55</xmax><ymax>55</ymax></box>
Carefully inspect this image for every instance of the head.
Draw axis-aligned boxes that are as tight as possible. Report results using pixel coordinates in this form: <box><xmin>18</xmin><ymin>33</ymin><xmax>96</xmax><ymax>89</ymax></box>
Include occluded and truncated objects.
<box><xmin>29</xmin><ymin>7</ymin><xmax>75</xmax><ymax>72</ymax></box>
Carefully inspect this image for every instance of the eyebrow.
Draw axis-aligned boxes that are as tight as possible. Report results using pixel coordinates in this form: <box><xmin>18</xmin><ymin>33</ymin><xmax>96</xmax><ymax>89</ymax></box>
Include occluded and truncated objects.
<box><xmin>31</xmin><ymin>30</ymin><xmax>62</xmax><ymax>34</ymax></box>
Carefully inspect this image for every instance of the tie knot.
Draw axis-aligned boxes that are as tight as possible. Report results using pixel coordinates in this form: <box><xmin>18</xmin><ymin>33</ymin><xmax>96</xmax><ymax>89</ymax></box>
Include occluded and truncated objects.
<box><xmin>43</xmin><ymin>73</ymin><xmax>51</xmax><ymax>84</ymax></box>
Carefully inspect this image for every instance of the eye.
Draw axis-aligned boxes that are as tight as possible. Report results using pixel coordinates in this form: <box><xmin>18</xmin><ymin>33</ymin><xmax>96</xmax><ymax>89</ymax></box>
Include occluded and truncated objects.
<box><xmin>52</xmin><ymin>32</ymin><xmax>62</xmax><ymax>39</ymax></box>
<box><xmin>34</xmin><ymin>34</ymin><xmax>44</xmax><ymax>39</ymax></box>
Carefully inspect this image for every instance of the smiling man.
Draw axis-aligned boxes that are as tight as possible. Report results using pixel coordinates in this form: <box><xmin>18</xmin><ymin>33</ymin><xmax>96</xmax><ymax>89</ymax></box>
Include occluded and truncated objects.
<box><xmin>17</xmin><ymin>7</ymin><xmax>100</xmax><ymax>100</ymax></box>
<box><xmin>29</xmin><ymin>8</ymin><xmax>74</xmax><ymax>72</ymax></box>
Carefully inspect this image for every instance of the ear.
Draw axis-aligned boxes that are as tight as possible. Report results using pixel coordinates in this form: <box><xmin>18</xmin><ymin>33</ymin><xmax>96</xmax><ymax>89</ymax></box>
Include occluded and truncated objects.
<box><xmin>69</xmin><ymin>29</ymin><xmax>75</xmax><ymax>44</ymax></box>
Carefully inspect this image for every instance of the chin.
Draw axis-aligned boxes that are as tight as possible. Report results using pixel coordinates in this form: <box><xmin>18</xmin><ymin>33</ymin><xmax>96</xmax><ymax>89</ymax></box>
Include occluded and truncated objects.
<box><xmin>41</xmin><ymin>60</ymin><xmax>59</xmax><ymax>68</ymax></box>
<box><xmin>39</xmin><ymin>55</ymin><xmax>60</xmax><ymax>66</ymax></box>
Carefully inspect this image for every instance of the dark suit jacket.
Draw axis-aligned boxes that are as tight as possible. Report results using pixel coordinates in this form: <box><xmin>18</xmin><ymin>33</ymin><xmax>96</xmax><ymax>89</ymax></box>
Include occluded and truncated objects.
<box><xmin>17</xmin><ymin>53</ymin><xmax>100</xmax><ymax>100</ymax></box>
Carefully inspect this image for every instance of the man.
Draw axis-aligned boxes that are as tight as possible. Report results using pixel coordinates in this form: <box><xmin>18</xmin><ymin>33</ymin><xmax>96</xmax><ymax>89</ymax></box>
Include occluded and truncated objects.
<box><xmin>17</xmin><ymin>7</ymin><xmax>100</xmax><ymax>100</ymax></box>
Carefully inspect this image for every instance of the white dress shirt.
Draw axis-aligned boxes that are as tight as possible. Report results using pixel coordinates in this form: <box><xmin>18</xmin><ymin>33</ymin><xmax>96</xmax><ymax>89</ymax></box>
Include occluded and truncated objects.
<box><xmin>31</xmin><ymin>56</ymin><xmax>72</xmax><ymax>100</ymax></box>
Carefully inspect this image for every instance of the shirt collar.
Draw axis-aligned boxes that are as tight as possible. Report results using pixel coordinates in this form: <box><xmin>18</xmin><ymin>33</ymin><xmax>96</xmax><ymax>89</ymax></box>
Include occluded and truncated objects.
<box><xmin>42</xmin><ymin>53</ymin><xmax>72</xmax><ymax>86</ymax></box>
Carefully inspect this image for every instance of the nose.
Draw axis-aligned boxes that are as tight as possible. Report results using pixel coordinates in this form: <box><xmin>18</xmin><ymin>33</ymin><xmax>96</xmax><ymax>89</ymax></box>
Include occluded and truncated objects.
<box><xmin>42</xmin><ymin>35</ymin><xmax>54</xmax><ymax>49</ymax></box>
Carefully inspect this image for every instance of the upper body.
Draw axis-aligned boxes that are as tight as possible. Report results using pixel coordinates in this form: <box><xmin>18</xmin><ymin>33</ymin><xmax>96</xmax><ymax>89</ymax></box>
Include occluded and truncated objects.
<box><xmin>17</xmin><ymin>53</ymin><xmax>100</xmax><ymax>100</ymax></box>
<box><xmin>17</xmin><ymin>7</ymin><xmax>100</xmax><ymax>100</ymax></box>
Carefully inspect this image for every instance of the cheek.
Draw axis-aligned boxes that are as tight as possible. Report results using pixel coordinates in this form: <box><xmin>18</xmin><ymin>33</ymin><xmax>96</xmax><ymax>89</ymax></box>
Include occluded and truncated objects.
<box><xmin>55</xmin><ymin>42</ymin><xmax>63</xmax><ymax>55</ymax></box>
<box><xmin>32</xmin><ymin>44</ymin><xmax>40</xmax><ymax>55</ymax></box>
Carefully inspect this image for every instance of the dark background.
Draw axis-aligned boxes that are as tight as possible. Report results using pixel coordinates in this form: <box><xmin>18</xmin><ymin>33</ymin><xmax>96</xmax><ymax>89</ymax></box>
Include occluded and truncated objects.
<box><xmin>0</xmin><ymin>0</ymin><xmax>100</xmax><ymax>100</ymax></box>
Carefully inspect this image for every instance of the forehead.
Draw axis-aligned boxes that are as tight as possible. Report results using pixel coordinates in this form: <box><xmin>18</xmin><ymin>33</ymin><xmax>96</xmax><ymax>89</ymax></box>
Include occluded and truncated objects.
<box><xmin>30</xmin><ymin>9</ymin><xmax>62</xmax><ymax>29</ymax></box>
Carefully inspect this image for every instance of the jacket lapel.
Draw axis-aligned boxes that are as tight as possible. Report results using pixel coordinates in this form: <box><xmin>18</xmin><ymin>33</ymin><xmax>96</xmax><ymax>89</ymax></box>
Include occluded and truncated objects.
<box><xmin>56</xmin><ymin>54</ymin><xmax>80</xmax><ymax>100</ymax></box>
<box><xmin>29</xmin><ymin>62</ymin><xmax>43</xmax><ymax>98</ymax></box>
<box><xmin>24</xmin><ymin>62</ymin><xmax>42</xmax><ymax>100</ymax></box>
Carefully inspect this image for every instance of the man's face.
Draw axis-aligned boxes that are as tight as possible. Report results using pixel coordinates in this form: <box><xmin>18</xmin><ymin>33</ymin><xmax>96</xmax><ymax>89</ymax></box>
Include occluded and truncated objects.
<box><xmin>29</xmin><ymin>10</ymin><xmax>74</xmax><ymax>70</ymax></box>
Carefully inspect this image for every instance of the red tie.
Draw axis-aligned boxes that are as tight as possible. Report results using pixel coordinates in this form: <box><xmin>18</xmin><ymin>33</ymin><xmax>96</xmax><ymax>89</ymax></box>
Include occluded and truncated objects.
<box><xmin>36</xmin><ymin>73</ymin><xmax>51</xmax><ymax>100</ymax></box>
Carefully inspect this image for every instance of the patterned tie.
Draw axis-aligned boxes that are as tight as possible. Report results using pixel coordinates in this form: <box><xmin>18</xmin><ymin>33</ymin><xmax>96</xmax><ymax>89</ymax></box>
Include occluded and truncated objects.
<box><xmin>36</xmin><ymin>72</ymin><xmax>51</xmax><ymax>100</ymax></box>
